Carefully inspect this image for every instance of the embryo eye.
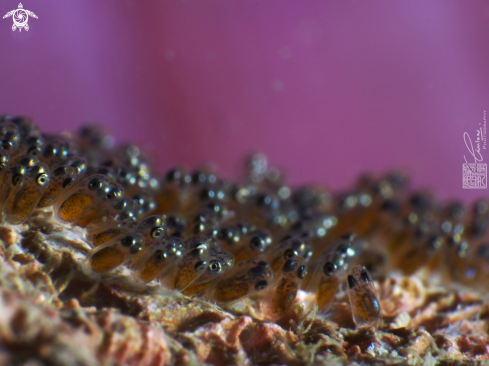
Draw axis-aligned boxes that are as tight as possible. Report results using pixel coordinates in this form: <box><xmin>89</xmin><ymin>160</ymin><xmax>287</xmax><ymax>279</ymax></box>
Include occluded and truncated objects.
<box><xmin>151</xmin><ymin>227</ymin><xmax>164</xmax><ymax>239</ymax></box>
<box><xmin>36</xmin><ymin>173</ymin><xmax>48</xmax><ymax>186</ymax></box>
<box><xmin>154</xmin><ymin>250</ymin><xmax>165</xmax><ymax>263</ymax></box>
<box><xmin>360</xmin><ymin>269</ymin><xmax>370</xmax><ymax>283</ymax></box>
<box><xmin>88</xmin><ymin>178</ymin><xmax>103</xmax><ymax>191</ymax></box>
<box><xmin>323</xmin><ymin>262</ymin><xmax>336</xmax><ymax>276</ymax></box>
<box><xmin>208</xmin><ymin>260</ymin><xmax>221</xmax><ymax>273</ymax></box>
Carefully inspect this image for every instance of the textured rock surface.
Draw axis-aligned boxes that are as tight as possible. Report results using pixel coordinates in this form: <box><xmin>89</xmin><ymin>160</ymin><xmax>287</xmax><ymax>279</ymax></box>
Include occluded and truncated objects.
<box><xmin>0</xmin><ymin>210</ymin><xmax>488</xmax><ymax>365</ymax></box>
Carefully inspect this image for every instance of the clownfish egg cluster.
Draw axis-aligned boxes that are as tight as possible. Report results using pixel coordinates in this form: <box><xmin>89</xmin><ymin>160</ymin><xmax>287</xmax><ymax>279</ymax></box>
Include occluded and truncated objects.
<box><xmin>1</xmin><ymin>115</ymin><xmax>488</xmax><ymax>329</ymax></box>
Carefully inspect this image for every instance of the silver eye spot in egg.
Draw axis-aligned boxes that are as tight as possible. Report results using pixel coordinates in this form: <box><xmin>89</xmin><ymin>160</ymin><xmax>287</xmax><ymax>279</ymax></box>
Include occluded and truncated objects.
<box><xmin>36</xmin><ymin>173</ymin><xmax>49</xmax><ymax>186</ymax></box>
<box><xmin>337</xmin><ymin>244</ymin><xmax>349</xmax><ymax>255</ymax></box>
<box><xmin>291</xmin><ymin>239</ymin><xmax>305</xmax><ymax>252</ymax></box>
<box><xmin>1</xmin><ymin>140</ymin><xmax>14</xmax><ymax>150</ymax></box>
<box><xmin>54</xmin><ymin>166</ymin><xmax>68</xmax><ymax>176</ymax></box>
<box><xmin>323</xmin><ymin>262</ymin><xmax>336</xmax><ymax>276</ymax></box>
<box><xmin>284</xmin><ymin>249</ymin><xmax>298</xmax><ymax>259</ymax></box>
<box><xmin>256</xmin><ymin>194</ymin><xmax>272</xmax><ymax>207</ymax></box>
<box><xmin>165</xmin><ymin>168</ymin><xmax>181</xmax><ymax>183</ymax></box>
<box><xmin>282</xmin><ymin>259</ymin><xmax>296</xmax><ymax>273</ymax></box>
<box><xmin>248</xmin><ymin>263</ymin><xmax>267</xmax><ymax>277</ymax></box>
<box><xmin>190</xmin><ymin>247</ymin><xmax>206</xmax><ymax>259</ymax></box>
<box><xmin>250</xmin><ymin>236</ymin><xmax>264</xmax><ymax>250</ymax></box>
<box><xmin>154</xmin><ymin>250</ymin><xmax>166</xmax><ymax>263</ymax></box>
<box><xmin>62</xmin><ymin>177</ymin><xmax>74</xmax><ymax>189</ymax></box>
<box><xmin>106</xmin><ymin>187</ymin><xmax>122</xmax><ymax>201</ymax></box>
<box><xmin>121</xmin><ymin>235</ymin><xmax>136</xmax><ymax>247</ymax></box>
<box><xmin>337</xmin><ymin>242</ymin><xmax>355</xmax><ymax>258</ymax></box>
<box><xmin>255</xmin><ymin>280</ymin><xmax>268</xmax><ymax>291</ymax></box>
<box><xmin>144</xmin><ymin>216</ymin><xmax>162</xmax><ymax>227</ymax></box>
<box><xmin>151</xmin><ymin>227</ymin><xmax>164</xmax><ymax>239</ymax></box>
<box><xmin>28</xmin><ymin>146</ymin><xmax>42</xmax><ymax>156</ymax></box>
<box><xmin>88</xmin><ymin>177</ymin><xmax>103</xmax><ymax>191</ymax></box>
<box><xmin>12</xmin><ymin>173</ymin><xmax>23</xmax><ymax>186</ymax></box>
<box><xmin>43</xmin><ymin>144</ymin><xmax>56</xmax><ymax>158</ymax></box>
<box><xmin>129</xmin><ymin>244</ymin><xmax>142</xmax><ymax>255</ymax></box>
<box><xmin>18</xmin><ymin>156</ymin><xmax>36</xmax><ymax>168</ymax></box>
<box><xmin>193</xmin><ymin>223</ymin><xmax>205</xmax><ymax>234</ymax></box>
<box><xmin>194</xmin><ymin>261</ymin><xmax>207</xmax><ymax>272</ymax></box>
<box><xmin>208</xmin><ymin>260</ymin><xmax>221</xmax><ymax>273</ymax></box>
<box><xmin>217</xmin><ymin>227</ymin><xmax>233</xmax><ymax>242</ymax></box>
<box><xmin>113</xmin><ymin>198</ymin><xmax>128</xmax><ymax>210</ymax></box>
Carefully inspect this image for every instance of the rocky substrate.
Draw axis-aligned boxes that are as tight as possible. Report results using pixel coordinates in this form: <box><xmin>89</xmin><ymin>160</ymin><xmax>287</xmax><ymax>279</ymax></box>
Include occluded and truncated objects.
<box><xmin>0</xmin><ymin>214</ymin><xmax>488</xmax><ymax>366</ymax></box>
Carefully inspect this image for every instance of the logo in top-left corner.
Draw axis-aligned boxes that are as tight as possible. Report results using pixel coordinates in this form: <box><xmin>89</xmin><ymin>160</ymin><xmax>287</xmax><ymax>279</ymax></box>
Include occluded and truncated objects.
<box><xmin>3</xmin><ymin>3</ymin><xmax>37</xmax><ymax>32</ymax></box>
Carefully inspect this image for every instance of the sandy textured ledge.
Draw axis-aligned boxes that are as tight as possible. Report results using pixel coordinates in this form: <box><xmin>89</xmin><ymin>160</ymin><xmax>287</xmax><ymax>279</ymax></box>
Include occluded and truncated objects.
<box><xmin>0</xmin><ymin>215</ymin><xmax>488</xmax><ymax>366</ymax></box>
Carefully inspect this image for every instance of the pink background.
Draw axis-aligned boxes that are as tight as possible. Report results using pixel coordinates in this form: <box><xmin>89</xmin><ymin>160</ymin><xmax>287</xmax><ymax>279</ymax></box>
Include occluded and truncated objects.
<box><xmin>1</xmin><ymin>1</ymin><xmax>488</xmax><ymax>202</ymax></box>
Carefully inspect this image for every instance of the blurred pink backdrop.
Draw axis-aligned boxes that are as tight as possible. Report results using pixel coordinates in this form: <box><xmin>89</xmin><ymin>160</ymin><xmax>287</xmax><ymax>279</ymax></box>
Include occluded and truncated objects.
<box><xmin>1</xmin><ymin>0</ymin><xmax>488</xmax><ymax>202</ymax></box>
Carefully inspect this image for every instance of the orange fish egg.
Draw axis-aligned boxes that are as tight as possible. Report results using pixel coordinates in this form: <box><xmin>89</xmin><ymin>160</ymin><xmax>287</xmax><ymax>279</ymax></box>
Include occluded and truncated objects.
<box><xmin>87</xmin><ymin>234</ymin><xmax>144</xmax><ymax>274</ymax></box>
<box><xmin>208</xmin><ymin>259</ymin><xmax>273</xmax><ymax>305</ymax></box>
<box><xmin>347</xmin><ymin>265</ymin><xmax>382</xmax><ymax>329</ymax></box>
